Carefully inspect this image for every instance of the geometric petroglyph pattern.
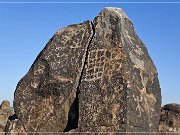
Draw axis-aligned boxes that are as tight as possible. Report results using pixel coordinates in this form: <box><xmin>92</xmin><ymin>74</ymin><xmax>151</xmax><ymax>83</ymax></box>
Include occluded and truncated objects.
<box><xmin>34</xmin><ymin>64</ymin><xmax>46</xmax><ymax>76</ymax></box>
<box><xmin>85</xmin><ymin>47</ymin><xmax>124</xmax><ymax>81</ymax></box>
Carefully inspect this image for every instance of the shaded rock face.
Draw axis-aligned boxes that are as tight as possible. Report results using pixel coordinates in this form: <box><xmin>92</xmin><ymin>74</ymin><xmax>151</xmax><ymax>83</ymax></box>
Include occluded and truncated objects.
<box><xmin>13</xmin><ymin>7</ymin><xmax>161</xmax><ymax>133</ymax></box>
<box><xmin>159</xmin><ymin>104</ymin><xmax>180</xmax><ymax>134</ymax></box>
<box><xmin>14</xmin><ymin>21</ymin><xmax>93</xmax><ymax>132</ymax></box>
<box><xmin>0</xmin><ymin>100</ymin><xmax>11</xmax><ymax>133</ymax></box>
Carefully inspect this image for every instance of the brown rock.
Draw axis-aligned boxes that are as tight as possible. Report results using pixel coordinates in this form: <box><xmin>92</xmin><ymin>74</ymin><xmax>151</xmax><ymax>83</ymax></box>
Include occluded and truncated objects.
<box><xmin>5</xmin><ymin>114</ymin><xmax>26</xmax><ymax>135</ymax></box>
<box><xmin>0</xmin><ymin>100</ymin><xmax>10</xmax><ymax>111</ymax></box>
<box><xmin>78</xmin><ymin>7</ymin><xmax>161</xmax><ymax>132</ymax></box>
<box><xmin>13</xmin><ymin>20</ymin><xmax>94</xmax><ymax>132</ymax></box>
<box><xmin>159</xmin><ymin>103</ymin><xmax>180</xmax><ymax>134</ymax></box>
<box><xmin>0</xmin><ymin>100</ymin><xmax>11</xmax><ymax>133</ymax></box>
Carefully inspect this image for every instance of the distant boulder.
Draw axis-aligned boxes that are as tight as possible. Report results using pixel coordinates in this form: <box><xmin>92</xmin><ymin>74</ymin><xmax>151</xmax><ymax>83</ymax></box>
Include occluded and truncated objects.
<box><xmin>0</xmin><ymin>100</ymin><xmax>10</xmax><ymax>111</ymax></box>
<box><xmin>159</xmin><ymin>103</ymin><xmax>180</xmax><ymax>134</ymax></box>
<box><xmin>0</xmin><ymin>100</ymin><xmax>11</xmax><ymax>132</ymax></box>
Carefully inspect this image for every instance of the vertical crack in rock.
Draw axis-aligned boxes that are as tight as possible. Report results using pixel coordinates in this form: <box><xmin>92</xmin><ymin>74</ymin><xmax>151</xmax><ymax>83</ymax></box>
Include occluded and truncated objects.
<box><xmin>64</xmin><ymin>22</ymin><xmax>95</xmax><ymax>132</ymax></box>
<box><xmin>13</xmin><ymin>20</ymin><xmax>95</xmax><ymax>132</ymax></box>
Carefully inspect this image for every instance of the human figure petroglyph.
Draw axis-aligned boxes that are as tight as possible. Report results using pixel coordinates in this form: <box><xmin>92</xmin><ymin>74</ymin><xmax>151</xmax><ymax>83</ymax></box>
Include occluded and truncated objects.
<box><xmin>133</xmin><ymin>94</ymin><xmax>144</xmax><ymax>117</ymax></box>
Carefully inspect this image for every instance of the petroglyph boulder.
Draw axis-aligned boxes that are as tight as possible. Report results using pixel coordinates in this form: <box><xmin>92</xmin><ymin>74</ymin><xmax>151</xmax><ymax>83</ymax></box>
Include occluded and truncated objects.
<box><xmin>0</xmin><ymin>100</ymin><xmax>11</xmax><ymax>133</ymax></box>
<box><xmin>159</xmin><ymin>103</ymin><xmax>180</xmax><ymax>134</ymax></box>
<box><xmin>13</xmin><ymin>7</ymin><xmax>161</xmax><ymax>133</ymax></box>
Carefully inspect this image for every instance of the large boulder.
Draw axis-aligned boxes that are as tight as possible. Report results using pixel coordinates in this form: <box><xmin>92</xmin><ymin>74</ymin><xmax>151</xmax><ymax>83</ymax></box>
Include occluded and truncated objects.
<box><xmin>0</xmin><ymin>100</ymin><xmax>11</xmax><ymax>133</ymax></box>
<box><xmin>13</xmin><ymin>7</ymin><xmax>161</xmax><ymax>133</ymax></box>
<box><xmin>159</xmin><ymin>103</ymin><xmax>180</xmax><ymax>134</ymax></box>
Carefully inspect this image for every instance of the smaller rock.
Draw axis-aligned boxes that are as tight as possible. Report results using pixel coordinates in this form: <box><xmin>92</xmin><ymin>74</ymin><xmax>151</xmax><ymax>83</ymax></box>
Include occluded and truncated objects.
<box><xmin>5</xmin><ymin>114</ymin><xmax>26</xmax><ymax>135</ymax></box>
<box><xmin>159</xmin><ymin>103</ymin><xmax>180</xmax><ymax>134</ymax></box>
<box><xmin>0</xmin><ymin>100</ymin><xmax>10</xmax><ymax>111</ymax></box>
<box><xmin>0</xmin><ymin>100</ymin><xmax>11</xmax><ymax>133</ymax></box>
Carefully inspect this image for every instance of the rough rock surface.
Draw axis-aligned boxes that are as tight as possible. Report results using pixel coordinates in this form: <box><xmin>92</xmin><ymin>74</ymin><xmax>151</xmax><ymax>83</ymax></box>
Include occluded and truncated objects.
<box><xmin>77</xmin><ymin>7</ymin><xmax>161</xmax><ymax>133</ymax></box>
<box><xmin>13</xmin><ymin>20</ymin><xmax>93</xmax><ymax>132</ymax></box>
<box><xmin>5</xmin><ymin>114</ymin><xmax>26</xmax><ymax>135</ymax></box>
<box><xmin>12</xmin><ymin>7</ymin><xmax>161</xmax><ymax>133</ymax></box>
<box><xmin>0</xmin><ymin>100</ymin><xmax>11</xmax><ymax>133</ymax></box>
<box><xmin>159</xmin><ymin>103</ymin><xmax>180</xmax><ymax>134</ymax></box>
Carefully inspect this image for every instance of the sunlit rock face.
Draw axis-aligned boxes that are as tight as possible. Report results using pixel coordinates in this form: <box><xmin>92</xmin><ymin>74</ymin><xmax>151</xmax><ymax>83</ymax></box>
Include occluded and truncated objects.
<box><xmin>159</xmin><ymin>103</ymin><xmax>180</xmax><ymax>134</ymax></box>
<box><xmin>12</xmin><ymin>7</ymin><xmax>161</xmax><ymax>133</ymax></box>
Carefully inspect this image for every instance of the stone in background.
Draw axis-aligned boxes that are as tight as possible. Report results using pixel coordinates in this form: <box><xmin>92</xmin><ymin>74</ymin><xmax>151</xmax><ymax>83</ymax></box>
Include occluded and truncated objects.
<box><xmin>0</xmin><ymin>100</ymin><xmax>11</xmax><ymax>133</ymax></box>
<box><xmin>159</xmin><ymin>103</ymin><xmax>180</xmax><ymax>134</ymax></box>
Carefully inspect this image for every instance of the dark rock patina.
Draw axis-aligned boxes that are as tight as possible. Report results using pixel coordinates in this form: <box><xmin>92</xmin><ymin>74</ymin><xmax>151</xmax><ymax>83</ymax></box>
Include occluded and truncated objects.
<box><xmin>11</xmin><ymin>7</ymin><xmax>161</xmax><ymax>134</ymax></box>
<box><xmin>78</xmin><ymin>7</ymin><xmax>161</xmax><ymax>133</ymax></box>
<box><xmin>13</xmin><ymin>21</ymin><xmax>93</xmax><ymax>132</ymax></box>
<box><xmin>159</xmin><ymin>103</ymin><xmax>180</xmax><ymax>134</ymax></box>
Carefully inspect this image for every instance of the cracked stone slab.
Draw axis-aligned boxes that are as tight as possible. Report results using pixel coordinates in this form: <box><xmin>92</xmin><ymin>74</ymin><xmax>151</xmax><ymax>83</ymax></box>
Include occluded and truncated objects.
<box><xmin>78</xmin><ymin>7</ymin><xmax>161</xmax><ymax>132</ymax></box>
<box><xmin>13</xmin><ymin>20</ymin><xmax>93</xmax><ymax>132</ymax></box>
